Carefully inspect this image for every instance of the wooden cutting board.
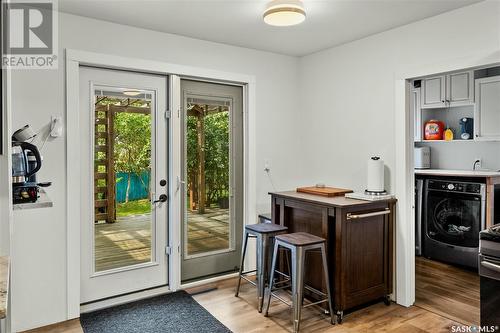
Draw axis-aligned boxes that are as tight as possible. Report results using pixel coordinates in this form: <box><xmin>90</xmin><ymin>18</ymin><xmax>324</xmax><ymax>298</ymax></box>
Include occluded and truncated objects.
<box><xmin>296</xmin><ymin>186</ymin><xmax>353</xmax><ymax>197</ymax></box>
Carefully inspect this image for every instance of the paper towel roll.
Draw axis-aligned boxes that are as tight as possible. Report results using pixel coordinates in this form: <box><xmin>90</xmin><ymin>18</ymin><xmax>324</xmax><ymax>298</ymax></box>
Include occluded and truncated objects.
<box><xmin>367</xmin><ymin>156</ymin><xmax>385</xmax><ymax>192</ymax></box>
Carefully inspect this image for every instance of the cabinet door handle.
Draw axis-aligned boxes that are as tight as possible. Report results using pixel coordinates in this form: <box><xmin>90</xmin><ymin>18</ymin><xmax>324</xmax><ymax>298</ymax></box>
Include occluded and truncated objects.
<box><xmin>347</xmin><ymin>208</ymin><xmax>390</xmax><ymax>220</ymax></box>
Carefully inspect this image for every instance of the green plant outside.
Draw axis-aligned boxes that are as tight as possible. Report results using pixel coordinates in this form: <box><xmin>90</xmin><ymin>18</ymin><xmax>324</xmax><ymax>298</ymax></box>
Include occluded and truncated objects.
<box><xmin>116</xmin><ymin>199</ymin><xmax>151</xmax><ymax>217</ymax></box>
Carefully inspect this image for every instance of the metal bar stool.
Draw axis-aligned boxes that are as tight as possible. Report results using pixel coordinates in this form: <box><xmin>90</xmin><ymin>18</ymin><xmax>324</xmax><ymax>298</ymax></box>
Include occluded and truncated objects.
<box><xmin>264</xmin><ymin>232</ymin><xmax>335</xmax><ymax>333</ymax></box>
<box><xmin>235</xmin><ymin>223</ymin><xmax>288</xmax><ymax>312</ymax></box>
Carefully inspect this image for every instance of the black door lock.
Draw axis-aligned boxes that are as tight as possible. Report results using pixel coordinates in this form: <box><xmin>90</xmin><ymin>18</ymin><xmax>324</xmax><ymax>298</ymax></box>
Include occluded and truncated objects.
<box><xmin>160</xmin><ymin>179</ymin><xmax>167</xmax><ymax>186</ymax></box>
<box><xmin>153</xmin><ymin>194</ymin><xmax>168</xmax><ymax>203</ymax></box>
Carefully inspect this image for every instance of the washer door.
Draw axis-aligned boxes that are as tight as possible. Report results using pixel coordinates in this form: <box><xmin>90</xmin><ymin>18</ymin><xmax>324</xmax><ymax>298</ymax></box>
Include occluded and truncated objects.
<box><xmin>426</xmin><ymin>191</ymin><xmax>482</xmax><ymax>248</ymax></box>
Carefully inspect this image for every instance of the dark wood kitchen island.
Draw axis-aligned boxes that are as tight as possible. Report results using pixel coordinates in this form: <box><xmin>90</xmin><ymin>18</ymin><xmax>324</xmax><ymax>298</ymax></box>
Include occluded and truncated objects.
<box><xmin>270</xmin><ymin>191</ymin><xmax>397</xmax><ymax>323</ymax></box>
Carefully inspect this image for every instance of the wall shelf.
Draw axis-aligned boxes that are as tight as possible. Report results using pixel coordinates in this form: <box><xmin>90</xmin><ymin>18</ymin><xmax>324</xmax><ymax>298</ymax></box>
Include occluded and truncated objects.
<box><xmin>13</xmin><ymin>189</ymin><xmax>53</xmax><ymax>210</ymax></box>
<box><xmin>416</xmin><ymin>139</ymin><xmax>475</xmax><ymax>143</ymax></box>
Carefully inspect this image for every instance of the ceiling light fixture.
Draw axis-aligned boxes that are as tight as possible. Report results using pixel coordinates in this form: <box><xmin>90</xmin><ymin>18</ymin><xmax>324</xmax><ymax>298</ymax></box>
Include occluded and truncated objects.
<box><xmin>123</xmin><ymin>89</ymin><xmax>142</xmax><ymax>96</ymax></box>
<box><xmin>263</xmin><ymin>0</ymin><xmax>306</xmax><ymax>27</ymax></box>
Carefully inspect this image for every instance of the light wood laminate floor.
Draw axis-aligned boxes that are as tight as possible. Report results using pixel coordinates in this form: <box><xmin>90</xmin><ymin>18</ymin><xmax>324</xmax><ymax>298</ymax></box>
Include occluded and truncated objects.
<box><xmin>415</xmin><ymin>256</ymin><xmax>480</xmax><ymax>327</ymax></box>
<box><xmin>25</xmin><ymin>277</ymin><xmax>466</xmax><ymax>333</ymax></box>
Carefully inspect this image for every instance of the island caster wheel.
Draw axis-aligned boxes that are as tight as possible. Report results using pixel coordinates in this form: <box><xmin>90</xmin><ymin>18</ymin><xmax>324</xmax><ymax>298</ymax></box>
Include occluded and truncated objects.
<box><xmin>383</xmin><ymin>295</ymin><xmax>391</xmax><ymax>306</ymax></box>
<box><xmin>336</xmin><ymin>311</ymin><xmax>343</xmax><ymax>324</ymax></box>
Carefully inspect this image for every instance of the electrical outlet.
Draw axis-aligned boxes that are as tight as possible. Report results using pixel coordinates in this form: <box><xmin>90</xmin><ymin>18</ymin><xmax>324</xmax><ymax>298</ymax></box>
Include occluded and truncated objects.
<box><xmin>474</xmin><ymin>158</ymin><xmax>482</xmax><ymax>170</ymax></box>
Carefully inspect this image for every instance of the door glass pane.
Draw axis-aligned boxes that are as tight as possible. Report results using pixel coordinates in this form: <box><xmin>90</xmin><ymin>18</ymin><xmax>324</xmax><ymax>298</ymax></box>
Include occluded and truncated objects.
<box><xmin>93</xmin><ymin>87</ymin><xmax>154</xmax><ymax>272</ymax></box>
<box><xmin>185</xmin><ymin>99</ymin><xmax>231</xmax><ymax>256</ymax></box>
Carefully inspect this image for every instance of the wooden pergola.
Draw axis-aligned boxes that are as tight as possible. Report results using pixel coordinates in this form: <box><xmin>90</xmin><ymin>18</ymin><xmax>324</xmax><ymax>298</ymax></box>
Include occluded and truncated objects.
<box><xmin>93</xmin><ymin>96</ymin><xmax>227</xmax><ymax>222</ymax></box>
<box><xmin>94</xmin><ymin>97</ymin><xmax>150</xmax><ymax>223</ymax></box>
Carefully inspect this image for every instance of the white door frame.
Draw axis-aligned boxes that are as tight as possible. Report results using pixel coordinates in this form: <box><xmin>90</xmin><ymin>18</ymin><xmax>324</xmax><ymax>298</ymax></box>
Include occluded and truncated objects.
<box><xmin>394</xmin><ymin>49</ymin><xmax>500</xmax><ymax>307</ymax></box>
<box><xmin>65</xmin><ymin>49</ymin><xmax>256</xmax><ymax>319</ymax></box>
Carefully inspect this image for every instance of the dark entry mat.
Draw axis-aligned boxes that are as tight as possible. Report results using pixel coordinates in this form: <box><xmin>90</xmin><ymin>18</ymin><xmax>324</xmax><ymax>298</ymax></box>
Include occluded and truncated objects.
<box><xmin>81</xmin><ymin>290</ymin><xmax>232</xmax><ymax>333</ymax></box>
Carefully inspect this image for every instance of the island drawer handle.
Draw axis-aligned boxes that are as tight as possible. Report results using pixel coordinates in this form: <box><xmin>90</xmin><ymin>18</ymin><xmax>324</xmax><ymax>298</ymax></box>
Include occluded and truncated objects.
<box><xmin>347</xmin><ymin>208</ymin><xmax>390</xmax><ymax>220</ymax></box>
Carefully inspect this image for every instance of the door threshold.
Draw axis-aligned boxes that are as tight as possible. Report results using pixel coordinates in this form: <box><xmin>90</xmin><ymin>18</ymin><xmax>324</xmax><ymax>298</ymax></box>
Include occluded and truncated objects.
<box><xmin>181</xmin><ymin>272</ymin><xmax>239</xmax><ymax>290</ymax></box>
<box><xmin>80</xmin><ymin>285</ymin><xmax>171</xmax><ymax>313</ymax></box>
<box><xmin>80</xmin><ymin>273</ymin><xmax>240</xmax><ymax>314</ymax></box>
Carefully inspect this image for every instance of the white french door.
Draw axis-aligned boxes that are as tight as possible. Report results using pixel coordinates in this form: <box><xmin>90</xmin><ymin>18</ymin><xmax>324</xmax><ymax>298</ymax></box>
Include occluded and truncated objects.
<box><xmin>79</xmin><ymin>66</ymin><xmax>169</xmax><ymax>303</ymax></box>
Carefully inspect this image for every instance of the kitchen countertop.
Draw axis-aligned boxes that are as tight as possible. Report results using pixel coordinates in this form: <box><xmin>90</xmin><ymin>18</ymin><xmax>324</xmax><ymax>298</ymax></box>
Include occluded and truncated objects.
<box><xmin>13</xmin><ymin>188</ymin><xmax>53</xmax><ymax>210</ymax></box>
<box><xmin>415</xmin><ymin>169</ymin><xmax>500</xmax><ymax>177</ymax></box>
<box><xmin>0</xmin><ymin>256</ymin><xmax>9</xmax><ymax>319</ymax></box>
<box><xmin>270</xmin><ymin>191</ymin><xmax>396</xmax><ymax>207</ymax></box>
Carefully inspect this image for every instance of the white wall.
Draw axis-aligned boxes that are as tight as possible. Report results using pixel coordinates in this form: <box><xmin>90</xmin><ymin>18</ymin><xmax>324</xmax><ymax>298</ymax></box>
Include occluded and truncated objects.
<box><xmin>0</xmin><ymin>68</ymin><xmax>10</xmax><ymax>257</ymax></box>
<box><xmin>0</xmin><ymin>155</ymin><xmax>9</xmax><ymax>258</ymax></box>
<box><xmin>297</xmin><ymin>0</ymin><xmax>500</xmax><ymax>193</ymax></box>
<box><xmin>416</xmin><ymin>141</ymin><xmax>500</xmax><ymax>170</ymax></box>
<box><xmin>10</xmin><ymin>13</ymin><xmax>300</xmax><ymax>331</ymax></box>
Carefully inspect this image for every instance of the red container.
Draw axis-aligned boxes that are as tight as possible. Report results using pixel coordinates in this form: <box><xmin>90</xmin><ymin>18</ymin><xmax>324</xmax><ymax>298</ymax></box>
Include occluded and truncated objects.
<box><xmin>424</xmin><ymin>120</ymin><xmax>445</xmax><ymax>140</ymax></box>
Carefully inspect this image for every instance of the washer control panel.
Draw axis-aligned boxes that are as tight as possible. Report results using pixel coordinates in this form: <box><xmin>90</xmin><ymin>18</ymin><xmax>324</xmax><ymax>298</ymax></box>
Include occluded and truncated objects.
<box><xmin>427</xmin><ymin>180</ymin><xmax>482</xmax><ymax>194</ymax></box>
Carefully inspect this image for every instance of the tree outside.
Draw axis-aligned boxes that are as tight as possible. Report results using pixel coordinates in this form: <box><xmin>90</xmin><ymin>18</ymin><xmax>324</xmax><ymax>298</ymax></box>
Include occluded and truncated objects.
<box><xmin>186</xmin><ymin>104</ymin><xmax>230</xmax><ymax>214</ymax></box>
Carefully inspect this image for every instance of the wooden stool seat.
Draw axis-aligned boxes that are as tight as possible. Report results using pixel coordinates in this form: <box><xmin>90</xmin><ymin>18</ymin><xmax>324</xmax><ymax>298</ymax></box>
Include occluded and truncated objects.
<box><xmin>246</xmin><ymin>223</ymin><xmax>288</xmax><ymax>234</ymax></box>
<box><xmin>275</xmin><ymin>232</ymin><xmax>325</xmax><ymax>246</ymax></box>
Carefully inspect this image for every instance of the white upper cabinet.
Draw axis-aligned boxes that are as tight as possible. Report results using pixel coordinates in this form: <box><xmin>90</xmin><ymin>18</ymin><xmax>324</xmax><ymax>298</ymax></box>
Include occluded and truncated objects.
<box><xmin>421</xmin><ymin>75</ymin><xmax>445</xmax><ymax>108</ymax></box>
<box><xmin>421</xmin><ymin>71</ymin><xmax>474</xmax><ymax>108</ymax></box>
<box><xmin>475</xmin><ymin>75</ymin><xmax>500</xmax><ymax>141</ymax></box>
<box><xmin>447</xmin><ymin>71</ymin><xmax>474</xmax><ymax>106</ymax></box>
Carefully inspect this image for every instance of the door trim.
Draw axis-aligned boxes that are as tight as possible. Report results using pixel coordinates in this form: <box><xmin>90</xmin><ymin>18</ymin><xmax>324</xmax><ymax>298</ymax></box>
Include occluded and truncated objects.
<box><xmin>65</xmin><ymin>49</ymin><xmax>256</xmax><ymax>319</ymax></box>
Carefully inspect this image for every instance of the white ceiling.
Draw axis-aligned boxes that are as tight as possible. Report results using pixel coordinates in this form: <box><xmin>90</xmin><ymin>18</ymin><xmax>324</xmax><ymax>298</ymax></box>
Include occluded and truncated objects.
<box><xmin>58</xmin><ymin>0</ymin><xmax>482</xmax><ymax>56</ymax></box>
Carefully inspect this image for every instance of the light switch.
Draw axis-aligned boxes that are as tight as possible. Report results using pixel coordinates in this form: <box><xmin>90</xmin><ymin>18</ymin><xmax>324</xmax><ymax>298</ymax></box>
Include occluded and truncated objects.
<box><xmin>50</xmin><ymin>116</ymin><xmax>63</xmax><ymax>138</ymax></box>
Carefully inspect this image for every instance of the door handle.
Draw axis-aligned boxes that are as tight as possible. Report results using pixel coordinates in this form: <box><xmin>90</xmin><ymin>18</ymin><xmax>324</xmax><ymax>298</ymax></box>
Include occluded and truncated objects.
<box><xmin>153</xmin><ymin>194</ymin><xmax>168</xmax><ymax>204</ymax></box>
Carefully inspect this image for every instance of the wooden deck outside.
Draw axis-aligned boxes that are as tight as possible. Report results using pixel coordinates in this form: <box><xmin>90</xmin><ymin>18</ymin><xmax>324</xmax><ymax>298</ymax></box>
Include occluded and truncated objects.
<box><xmin>94</xmin><ymin>208</ymin><xmax>229</xmax><ymax>272</ymax></box>
<box><xmin>187</xmin><ymin>208</ymin><xmax>229</xmax><ymax>255</ymax></box>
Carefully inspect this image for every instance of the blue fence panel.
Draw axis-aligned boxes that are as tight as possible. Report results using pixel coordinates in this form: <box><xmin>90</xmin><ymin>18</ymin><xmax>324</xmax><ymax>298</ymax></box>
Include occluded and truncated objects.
<box><xmin>116</xmin><ymin>171</ymin><xmax>150</xmax><ymax>203</ymax></box>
